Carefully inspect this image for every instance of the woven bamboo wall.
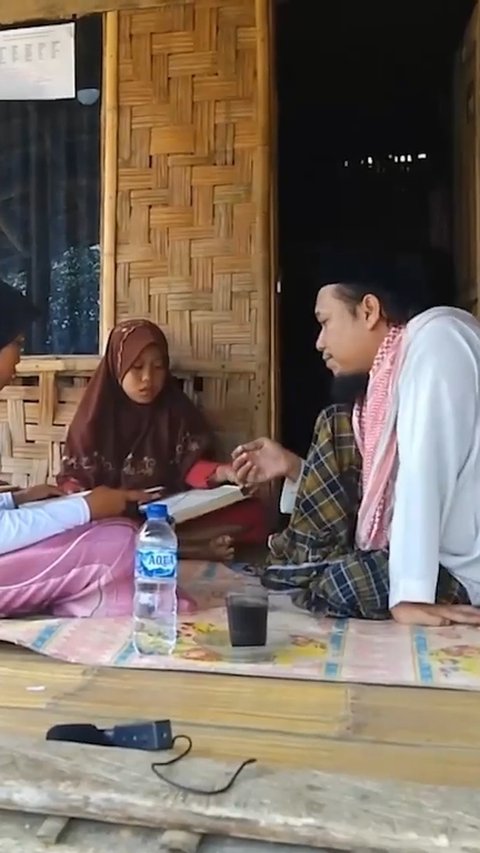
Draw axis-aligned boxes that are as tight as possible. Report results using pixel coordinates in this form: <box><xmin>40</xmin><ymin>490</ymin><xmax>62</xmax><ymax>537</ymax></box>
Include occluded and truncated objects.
<box><xmin>0</xmin><ymin>0</ymin><xmax>272</xmax><ymax>487</ymax></box>
<box><xmin>116</xmin><ymin>0</ymin><xmax>268</xmax><ymax>442</ymax></box>
<box><xmin>0</xmin><ymin>360</ymin><xmax>95</xmax><ymax>487</ymax></box>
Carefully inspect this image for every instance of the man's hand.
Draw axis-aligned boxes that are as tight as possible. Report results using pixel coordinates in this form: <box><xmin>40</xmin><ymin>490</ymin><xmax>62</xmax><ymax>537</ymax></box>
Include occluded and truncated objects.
<box><xmin>391</xmin><ymin>601</ymin><xmax>480</xmax><ymax>627</ymax></box>
<box><xmin>85</xmin><ymin>487</ymin><xmax>162</xmax><ymax>520</ymax></box>
<box><xmin>14</xmin><ymin>484</ymin><xmax>64</xmax><ymax>506</ymax></box>
<box><xmin>231</xmin><ymin>438</ymin><xmax>301</xmax><ymax>486</ymax></box>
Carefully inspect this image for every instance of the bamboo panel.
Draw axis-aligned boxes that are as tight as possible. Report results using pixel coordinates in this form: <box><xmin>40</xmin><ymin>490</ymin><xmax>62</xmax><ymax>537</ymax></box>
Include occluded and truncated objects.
<box><xmin>116</xmin><ymin>1</ymin><xmax>270</xmax><ymax>440</ymax></box>
<box><xmin>0</xmin><ymin>365</ymin><xmax>92</xmax><ymax>487</ymax></box>
<box><xmin>0</xmin><ymin>358</ymin><xmax>251</xmax><ymax>486</ymax></box>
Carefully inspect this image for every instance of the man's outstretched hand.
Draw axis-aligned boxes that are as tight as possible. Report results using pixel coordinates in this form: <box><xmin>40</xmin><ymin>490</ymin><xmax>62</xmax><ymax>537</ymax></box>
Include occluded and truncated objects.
<box><xmin>231</xmin><ymin>438</ymin><xmax>301</xmax><ymax>486</ymax></box>
<box><xmin>391</xmin><ymin>601</ymin><xmax>480</xmax><ymax>627</ymax></box>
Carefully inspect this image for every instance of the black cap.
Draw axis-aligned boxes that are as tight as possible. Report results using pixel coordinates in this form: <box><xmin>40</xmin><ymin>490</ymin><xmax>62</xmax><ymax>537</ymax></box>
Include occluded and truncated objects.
<box><xmin>316</xmin><ymin>246</ymin><xmax>436</xmax><ymax>311</ymax></box>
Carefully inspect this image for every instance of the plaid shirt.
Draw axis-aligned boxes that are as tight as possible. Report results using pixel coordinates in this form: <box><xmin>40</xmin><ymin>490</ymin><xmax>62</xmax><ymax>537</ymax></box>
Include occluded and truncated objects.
<box><xmin>262</xmin><ymin>405</ymin><xmax>468</xmax><ymax>619</ymax></box>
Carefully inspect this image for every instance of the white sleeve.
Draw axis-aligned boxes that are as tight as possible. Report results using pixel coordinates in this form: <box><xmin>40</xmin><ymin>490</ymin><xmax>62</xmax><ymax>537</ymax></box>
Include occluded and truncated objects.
<box><xmin>279</xmin><ymin>461</ymin><xmax>305</xmax><ymax>514</ymax></box>
<box><xmin>388</xmin><ymin>325</ymin><xmax>478</xmax><ymax>608</ymax></box>
<box><xmin>0</xmin><ymin>496</ymin><xmax>91</xmax><ymax>557</ymax></box>
<box><xmin>0</xmin><ymin>492</ymin><xmax>15</xmax><ymax>510</ymax></box>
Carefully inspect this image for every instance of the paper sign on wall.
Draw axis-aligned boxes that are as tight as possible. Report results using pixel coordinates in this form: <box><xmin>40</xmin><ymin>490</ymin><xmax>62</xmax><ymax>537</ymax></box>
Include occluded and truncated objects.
<box><xmin>0</xmin><ymin>22</ymin><xmax>75</xmax><ymax>100</ymax></box>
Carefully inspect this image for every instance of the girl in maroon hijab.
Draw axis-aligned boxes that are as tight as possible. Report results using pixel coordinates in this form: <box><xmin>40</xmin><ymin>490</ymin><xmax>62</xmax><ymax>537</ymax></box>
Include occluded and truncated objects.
<box><xmin>58</xmin><ymin>320</ymin><xmax>267</xmax><ymax>557</ymax></box>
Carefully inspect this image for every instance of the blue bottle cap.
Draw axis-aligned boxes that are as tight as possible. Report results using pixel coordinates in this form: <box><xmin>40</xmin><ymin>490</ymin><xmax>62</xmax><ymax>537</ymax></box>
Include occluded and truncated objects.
<box><xmin>145</xmin><ymin>503</ymin><xmax>168</xmax><ymax>520</ymax></box>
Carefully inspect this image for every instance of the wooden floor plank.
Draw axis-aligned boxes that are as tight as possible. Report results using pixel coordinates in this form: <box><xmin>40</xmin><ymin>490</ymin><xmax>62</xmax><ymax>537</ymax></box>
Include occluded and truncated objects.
<box><xmin>0</xmin><ymin>734</ymin><xmax>479</xmax><ymax>852</ymax></box>
<box><xmin>2</xmin><ymin>644</ymin><xmax>480</xmax><ymax>787</ymax></box>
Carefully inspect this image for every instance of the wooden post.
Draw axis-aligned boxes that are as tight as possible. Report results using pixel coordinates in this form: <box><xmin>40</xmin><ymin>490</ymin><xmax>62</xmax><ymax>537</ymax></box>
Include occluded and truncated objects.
<box><xmin>253</xmin><ymin>0</ymin><xmax>273</xmax><ymax>439</ymax></box>
<box><xmin>100</xmin><ymin>10</ymin><xmax>119</xmax><ymax>351</ymax></box>
<box><xmin>268</xmin><ymin>0</ymin><xmax>281</xmax><ymax>444</ymax></box>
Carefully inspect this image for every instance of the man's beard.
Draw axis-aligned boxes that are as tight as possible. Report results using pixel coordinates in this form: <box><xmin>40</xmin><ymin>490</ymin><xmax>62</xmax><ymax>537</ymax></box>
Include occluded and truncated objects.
<box><xmin>331</xmin><ymin>373</ymin><xmax>369</xmax><ymax>406</ymax></box>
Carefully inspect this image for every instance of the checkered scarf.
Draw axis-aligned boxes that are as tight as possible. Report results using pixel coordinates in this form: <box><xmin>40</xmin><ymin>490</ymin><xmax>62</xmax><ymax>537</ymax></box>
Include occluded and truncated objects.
<box><xmin>352</xmin><ymin>325</ymin><xmax>406</xmax><ymax>550</ymax></box>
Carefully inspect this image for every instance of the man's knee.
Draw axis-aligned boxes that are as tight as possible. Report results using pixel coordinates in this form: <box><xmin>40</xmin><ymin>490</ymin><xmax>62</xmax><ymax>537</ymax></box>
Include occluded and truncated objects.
<box><xmin>319</xmin><ymin>555</ymin><xmax>390</xmax><ymax>619</ymax></box>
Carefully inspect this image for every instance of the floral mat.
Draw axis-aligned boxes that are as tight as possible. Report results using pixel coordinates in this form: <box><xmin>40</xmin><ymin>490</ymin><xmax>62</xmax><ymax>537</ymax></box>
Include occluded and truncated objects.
<box><xmin>1</xmin><ymin>561</ymin><xmax>480</xmax><ymax>690</ymax></box>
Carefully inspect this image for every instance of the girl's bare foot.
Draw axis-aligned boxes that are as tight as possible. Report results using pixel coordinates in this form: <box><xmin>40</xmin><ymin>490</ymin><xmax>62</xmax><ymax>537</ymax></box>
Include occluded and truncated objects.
<box><xmin>207</xmin><ymin>534</ymin><xmax>234</xmax><ymax>562</ymax></box>
<box><xmin>177</xmin><ymin>590</ymin><xmax>197</xmax><ymax>614</ymax></box>
<box><xmin>179</xmin><ymin>533</ymin><xmax>234</xmax><ymax>562</ymax></box>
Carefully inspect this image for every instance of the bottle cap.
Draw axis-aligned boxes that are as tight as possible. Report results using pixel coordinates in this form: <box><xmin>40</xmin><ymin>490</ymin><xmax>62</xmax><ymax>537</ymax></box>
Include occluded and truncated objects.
<box><xmin>145</xmin><ymin>503</ymin><xmax>168</xmax><ymax>520</ymax></box>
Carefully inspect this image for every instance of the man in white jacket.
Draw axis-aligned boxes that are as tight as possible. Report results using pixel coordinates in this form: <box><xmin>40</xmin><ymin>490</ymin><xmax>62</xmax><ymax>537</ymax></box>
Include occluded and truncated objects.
<box><xmin>233</xmin><ymin>260</ymin><xmax>480</xmax><ymax>627</ymax></box>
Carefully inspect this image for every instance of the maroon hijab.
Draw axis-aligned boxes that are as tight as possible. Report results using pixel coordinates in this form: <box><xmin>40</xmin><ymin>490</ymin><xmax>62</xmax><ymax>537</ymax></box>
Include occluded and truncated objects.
<box><xmin>59</xmin><ymin>320</ymin><xmax>214</xmax><ymax>490</ymax></box>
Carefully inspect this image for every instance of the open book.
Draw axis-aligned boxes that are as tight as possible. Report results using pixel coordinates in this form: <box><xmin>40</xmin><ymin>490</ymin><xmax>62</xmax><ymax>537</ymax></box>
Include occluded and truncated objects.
<box><xmin>24</xmin><ymin>484</ymin><xmax>247</xmax><ymax>526</ymax></box>
<box><xmin>141</xmin><ymin>485</ymin><xmax>247</xmax><ymax>525</ymax></box>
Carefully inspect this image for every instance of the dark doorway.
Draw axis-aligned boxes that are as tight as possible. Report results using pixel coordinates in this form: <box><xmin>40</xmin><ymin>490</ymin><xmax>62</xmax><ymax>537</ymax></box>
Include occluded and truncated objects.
<box><xmin>277</xmin><ymin>0</ymin><xmax>475</xmax><ymax>456</ymax></box>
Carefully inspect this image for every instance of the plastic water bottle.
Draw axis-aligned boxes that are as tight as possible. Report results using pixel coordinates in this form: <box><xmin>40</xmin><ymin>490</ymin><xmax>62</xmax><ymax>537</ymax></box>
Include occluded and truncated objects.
<box><xmin>133</xmin><ymin>503</ymin><xmax>178</xmax><ymax>655</ymax></box>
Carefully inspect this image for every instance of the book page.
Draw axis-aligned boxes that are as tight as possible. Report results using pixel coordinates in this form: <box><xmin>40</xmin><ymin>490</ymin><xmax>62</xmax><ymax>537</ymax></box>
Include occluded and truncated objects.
<box><xmin>161</xmin><ymin>485</ymin><xmax>246</xmax><ymax>524</ymax></box>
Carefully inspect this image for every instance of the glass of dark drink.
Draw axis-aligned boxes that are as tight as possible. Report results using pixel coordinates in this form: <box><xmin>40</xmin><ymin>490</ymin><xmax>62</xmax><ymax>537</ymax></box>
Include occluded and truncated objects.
<box><xmin>226</xmin><ymin>585</ymin><xmax>268</xmax><ymax>647</ymax></box>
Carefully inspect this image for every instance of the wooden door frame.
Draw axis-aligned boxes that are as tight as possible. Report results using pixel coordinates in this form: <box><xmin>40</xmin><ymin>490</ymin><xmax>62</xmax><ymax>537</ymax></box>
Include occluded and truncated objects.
<box><xmin>0</xmin><ymin>0</ymin><xmax>163</xmax><ymax>25</ymax></box>
<box><xmin>255</xmin><ymin>0</ymin><xmax>280</xmax><ymax>440</ymax></box>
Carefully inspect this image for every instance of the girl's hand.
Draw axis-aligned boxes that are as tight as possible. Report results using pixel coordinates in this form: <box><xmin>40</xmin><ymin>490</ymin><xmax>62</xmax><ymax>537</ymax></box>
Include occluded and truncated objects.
<box><xmin>85</xmin><ymin>487</ymin><xmax>162</xmax><ymax>520</ymax></box>
<box><xmin>14</xmin><ymin>484</ymin><xmax>64</xmax><ymax>506</ymax></box>
<box><xmin>58</xmin><ymin>478</ymin><xmax>84</xmax><ymax>495</ymax></box>
<box><xmin>210</xmin><ymin>464</ymin><xmax>258</xmax><ymax>496</ymax></box>
<box><xmin>212</xmin><ymin>463</ymin><xmax>240</xmax><ymax>485</ymax></box>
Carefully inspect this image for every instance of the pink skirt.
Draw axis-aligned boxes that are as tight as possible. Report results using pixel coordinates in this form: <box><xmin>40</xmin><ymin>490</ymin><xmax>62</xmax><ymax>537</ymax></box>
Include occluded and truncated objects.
<box><xmin>0</xmin><ymin>520</ymin><xmax>139</xmax><ymax>618</ymax></box>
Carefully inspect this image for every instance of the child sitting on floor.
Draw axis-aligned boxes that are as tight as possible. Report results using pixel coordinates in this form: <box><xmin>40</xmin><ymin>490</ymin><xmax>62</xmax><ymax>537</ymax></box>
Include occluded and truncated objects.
<box><xmin>58</xmin><ymin>319</ymin><xmax>268</xmax><ymax>560</ymax></box>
